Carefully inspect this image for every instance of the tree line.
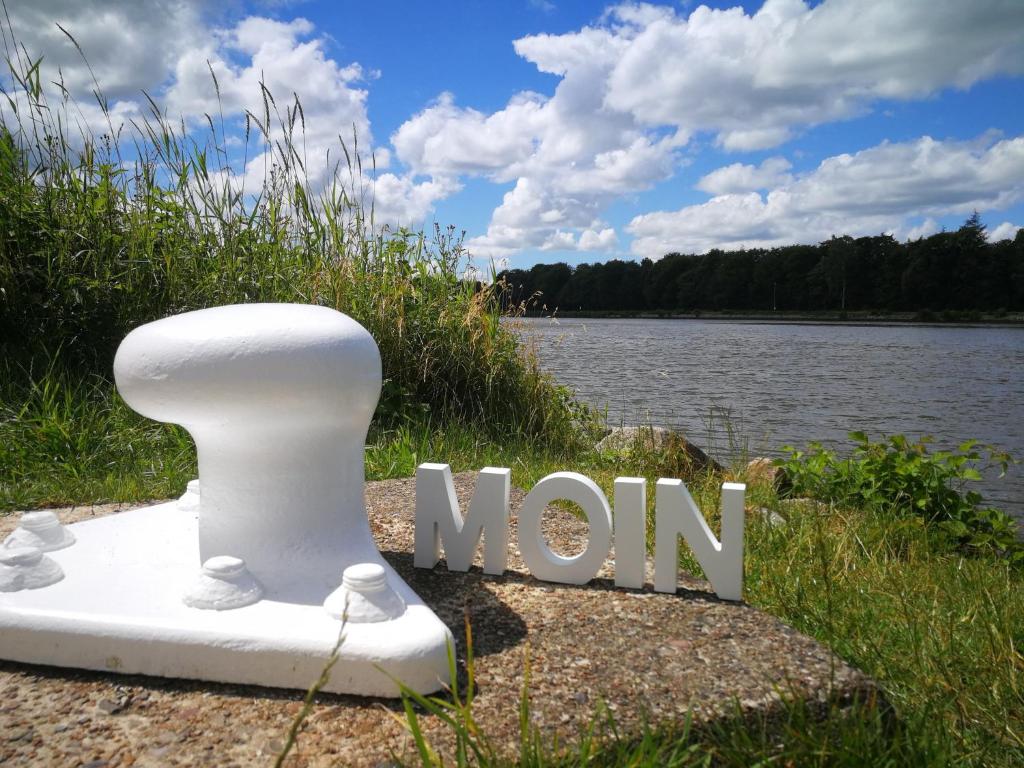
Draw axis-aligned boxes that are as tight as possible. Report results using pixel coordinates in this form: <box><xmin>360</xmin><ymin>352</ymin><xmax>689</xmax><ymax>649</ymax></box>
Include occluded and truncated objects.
<box><xmin>496</xmin><ymin>215</ymin><xmax>1024</xmax><ymax>315</ymax></box>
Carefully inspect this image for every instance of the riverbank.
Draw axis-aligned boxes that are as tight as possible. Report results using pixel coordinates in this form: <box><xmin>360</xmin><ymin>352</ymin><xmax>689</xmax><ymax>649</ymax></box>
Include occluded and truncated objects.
<box><xmin>3</xmin><ymin>393</ymin><xmax>1023</xmax><ymax>765</ymax></box>
<box><xmin>524</xmin><ymin>308</ymin><xmax>1024</xmax><ymax>325</ymax></box>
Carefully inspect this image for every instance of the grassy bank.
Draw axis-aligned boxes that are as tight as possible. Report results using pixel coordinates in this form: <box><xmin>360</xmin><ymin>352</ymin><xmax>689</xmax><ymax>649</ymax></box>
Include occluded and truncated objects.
<box><xmin>2</xmin><ymin>45</ymin><xmax>1022</xmax><ymax>768</ymax></box>
<box><xmin>4</xmin><ymin>381</ymin><xmax>1022</xmax><ymax>765</ymax></box>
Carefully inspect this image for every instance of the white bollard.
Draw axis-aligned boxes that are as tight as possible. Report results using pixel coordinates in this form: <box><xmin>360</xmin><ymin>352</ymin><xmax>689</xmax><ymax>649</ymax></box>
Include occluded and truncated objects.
<box><xmin>0</xmin><ymin>303</ymin><xmax>455</xmax><ymax>697</ymax></box>
<box><xmin>114</xmin><ymin>303</ymin><xmax>385</xmax><ymax>597</ymax></box>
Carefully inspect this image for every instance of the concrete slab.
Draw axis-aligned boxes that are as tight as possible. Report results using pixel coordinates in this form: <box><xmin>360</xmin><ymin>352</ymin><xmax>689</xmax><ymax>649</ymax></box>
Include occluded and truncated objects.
<box><xmin>0</xmin><ymin>474</ymin><xmax>876</xmax><ymax>766</ymax></box>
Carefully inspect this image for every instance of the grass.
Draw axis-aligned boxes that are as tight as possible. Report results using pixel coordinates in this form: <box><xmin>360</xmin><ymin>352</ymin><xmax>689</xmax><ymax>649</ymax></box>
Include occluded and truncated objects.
<box><xmin>1</xmin><ymin>25</ymin><xmax>1022</xmax><ymax>767</ymax></box>
<box><xmin>0</xmin><ymin>24</ymin><xmax>585</xmax><ymax>446</ymax></box>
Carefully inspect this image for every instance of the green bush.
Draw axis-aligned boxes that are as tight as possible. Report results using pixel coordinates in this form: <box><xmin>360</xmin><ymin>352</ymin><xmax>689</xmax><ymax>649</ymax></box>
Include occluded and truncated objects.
<box><xmin>777</xmin><ymin>432</ymin><xmax>1021</xmax><ymax>563</ymax></box>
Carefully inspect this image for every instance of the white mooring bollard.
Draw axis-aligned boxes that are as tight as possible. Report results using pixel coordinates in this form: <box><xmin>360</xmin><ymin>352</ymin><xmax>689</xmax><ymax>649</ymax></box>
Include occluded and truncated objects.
<box><xmin>0</xmin><ymin>304</ymin><xmax>452</xmax><ymax>696</ymax></box>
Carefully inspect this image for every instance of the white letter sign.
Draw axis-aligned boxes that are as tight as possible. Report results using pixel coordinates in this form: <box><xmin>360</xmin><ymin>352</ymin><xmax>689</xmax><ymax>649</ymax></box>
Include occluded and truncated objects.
<box><xmin>518</xmin><ymin>472</ymin><xmax>613</xmax><ymax>585</ymax></box>
<box><xmin>414</xmin><ymin>463</ymin><xmax>511</xmax><ymax>575</ymax></box>
<box><xmin>654</xmin><ymin>479</ymin><xmax>746</xmax><ymax>601</ymax></box>
<box><xmin>414</xmin><ymin>464</ymin><xmax>746</xmax><ymax>602</ymax></box>
<box><xmin>613</xmin><ymin>477</ymin><xmax>646</xmax><ymax>590</ymax></box>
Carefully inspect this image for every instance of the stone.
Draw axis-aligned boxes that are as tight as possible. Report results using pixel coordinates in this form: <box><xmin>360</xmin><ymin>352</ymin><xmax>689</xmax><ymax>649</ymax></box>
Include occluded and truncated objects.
<box><xmin>0</xmin><ymin>476</ymin><xmax>876</xmax><ymax>766</ymax></box>
<box><xmin>746</xmin><ymin>457</ymin><xmax>791</xmax><ymax>492</ymax></box>
<box><xmin>756</xmin><ymin>507</ymin><xmax>788</xmax><ymax>528</ymax></box>
<box><xmin>596</xmin><ymin>426</ymin><xmax>723</xmax><ymax>472</ymax></box>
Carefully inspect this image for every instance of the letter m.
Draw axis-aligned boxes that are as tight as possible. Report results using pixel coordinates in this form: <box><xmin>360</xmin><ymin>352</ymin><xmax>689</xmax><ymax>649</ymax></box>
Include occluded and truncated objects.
<box><xmin>414</xmin><ymin>463</ymin><xmax>510</xmax><ymax>575</ymax></box>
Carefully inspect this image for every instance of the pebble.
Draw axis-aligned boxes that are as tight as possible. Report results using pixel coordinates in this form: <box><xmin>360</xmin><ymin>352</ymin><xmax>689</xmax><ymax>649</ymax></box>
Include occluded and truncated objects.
<box><xmin>97</xmin><ymin>699</ymin><xmax>122</xmax><ymax>715</ymax></box>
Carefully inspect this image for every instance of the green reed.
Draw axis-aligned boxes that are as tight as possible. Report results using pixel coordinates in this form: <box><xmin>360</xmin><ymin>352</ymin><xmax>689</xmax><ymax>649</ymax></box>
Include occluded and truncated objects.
<box><xmin>0</xmin><ymin>32</ymin><xmax>584</xmax><ymax>446</ymax></box>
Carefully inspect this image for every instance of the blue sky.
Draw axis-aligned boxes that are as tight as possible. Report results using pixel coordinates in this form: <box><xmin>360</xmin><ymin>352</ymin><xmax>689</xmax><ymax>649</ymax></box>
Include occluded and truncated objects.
<box><xmin>6</xmin><ymin>1</ymin><xmax>1024</xmax><ymax>271</ymax></box>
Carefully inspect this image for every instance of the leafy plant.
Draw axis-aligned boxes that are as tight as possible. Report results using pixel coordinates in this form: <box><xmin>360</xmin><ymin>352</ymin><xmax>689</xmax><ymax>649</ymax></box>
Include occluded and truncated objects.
<box><xmin>777</xmin><ymin>432</ymin><xmax>1021</xmax><ymax>563</ymax></box>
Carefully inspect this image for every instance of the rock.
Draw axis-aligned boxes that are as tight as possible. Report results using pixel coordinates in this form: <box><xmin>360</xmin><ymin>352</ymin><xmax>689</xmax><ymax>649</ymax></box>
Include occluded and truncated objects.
<box><xmin>96</xmin><ymin>695</ymin><xmax>130</xmax><ymax>715</ymax></box>
<box><xmin>596</xmin><ymin>426</ymin><xmax>724</xmax><ymax>472</ymax></box>
<box><xmin>755</xmin><ymin>507</ymin><xmax>787</xmax><ymax>528</ymax></box>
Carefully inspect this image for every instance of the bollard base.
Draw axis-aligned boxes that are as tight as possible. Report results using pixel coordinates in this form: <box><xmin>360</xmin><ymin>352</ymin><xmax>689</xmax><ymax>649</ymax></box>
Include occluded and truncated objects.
<box><xmin>0</xmin><ymin>502</ymin><xmax>452</xmax><ymax>697</ymax></box>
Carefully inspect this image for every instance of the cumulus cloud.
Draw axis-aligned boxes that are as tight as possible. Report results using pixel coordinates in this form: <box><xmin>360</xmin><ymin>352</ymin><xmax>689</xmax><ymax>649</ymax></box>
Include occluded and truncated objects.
<box><xmin>0</xmin><ymin>0</ymin><xmax>214</xmax><ymax>134</ymax></box>
<box><xmin>161</xmin><ymin>14</ymin><xmax>455</xmax><ymax>226</ymax></box>
<box><xmin>394</xmin><ymin>19</ymin><xmax>675</xmax><ymax>258</ymax></box>
<box><xmin>2</xmin><ymin>2</ymin><xmax>455</xmax><ymax>229</ymax></box>
<box><xmin>989</xmin><ymin>222</ymin><xmax>1021</xmax><ymax>242</ymax></box>
<box><xmin>394</xmin><ymin>0</ymin><xmax>1024</xmax><ymax>259</ymax></box>
<box><xmin>9</xmin><ymin>0</ymin><xmax>1024</xmax><ymax>249</ymax></box>
<box><xmin>368</xmin><ymin>173</ymin><xmax>462</xmax><ymax>229</ymax></box>
<box><xmin>3</xmin><ymin>0</ymin><xmax>206</xmax><ymax>101</ymax></box>
<box><xmin>628</xmin><ymin>133</ymin><xmax>1024</xmax><ymax>257</ymax></box>
<box><xmin>392</xmin><ymin>92</ymin><xmax>545</xmax><ymax>178</ymax></box>
<box><xmin>604</xmin><ymin>0</ymin><xmax>1024</xmax><ymax>149</ymax></box>
<box><xmin>696</xmin><ymin>157</ymin><xmax>793</xmax><ymax>195</ymax></box>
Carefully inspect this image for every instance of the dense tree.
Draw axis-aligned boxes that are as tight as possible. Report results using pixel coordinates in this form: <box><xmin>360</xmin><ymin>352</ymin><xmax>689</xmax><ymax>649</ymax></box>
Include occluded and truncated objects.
<box><xmin>497</xmin><ymin>217</ymin><xmax>1024</xmax><ymax>315</ymax></box>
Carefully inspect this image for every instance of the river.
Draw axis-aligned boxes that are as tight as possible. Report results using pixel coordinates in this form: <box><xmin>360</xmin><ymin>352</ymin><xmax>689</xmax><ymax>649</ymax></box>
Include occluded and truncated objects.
<box><xmin>514</xmin><ymin>317</ymin><xmax>1024</xmax><ymax>519</ymax></box>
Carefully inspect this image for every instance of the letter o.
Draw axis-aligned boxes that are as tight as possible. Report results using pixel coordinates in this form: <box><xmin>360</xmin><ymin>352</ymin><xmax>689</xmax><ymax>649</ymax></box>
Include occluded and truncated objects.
<box><xmin>518</xmin><ymin>472</ymin><xmax>612</xmax><ymax>585</ymax></box>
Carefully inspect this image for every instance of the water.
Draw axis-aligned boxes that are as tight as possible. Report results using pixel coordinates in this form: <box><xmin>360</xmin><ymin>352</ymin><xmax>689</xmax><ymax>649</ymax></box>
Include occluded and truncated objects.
<box><xmin>515</xmin><ymin>317</ymin><xmax>1024</xmax><ymax>518</ymax></box>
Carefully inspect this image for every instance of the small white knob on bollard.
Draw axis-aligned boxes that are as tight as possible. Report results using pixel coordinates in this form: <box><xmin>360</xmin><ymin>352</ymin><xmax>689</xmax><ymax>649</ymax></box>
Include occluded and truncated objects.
<box><xmin>0</xmin><ymin>546</ymin><xmax>64</xmax><ymax>592</ymax></box>
<box><xmin>178</xmin><ymin>479</ymin><xmax>201</xmax><ymax>514</ymax></box>
<box><xmin>323</xmin><ymin>562</ymin><xmax>406</xmax><ymax>623</ymax></box>
<box><xmin>4</xmin><ymin>510</ymin><xmax>75</xmax><ymax>552</ymax></box>
<box><xmin>183</xmin><ymin>555</ymin><xmax>263</xmax><ymax>611</ymax></box>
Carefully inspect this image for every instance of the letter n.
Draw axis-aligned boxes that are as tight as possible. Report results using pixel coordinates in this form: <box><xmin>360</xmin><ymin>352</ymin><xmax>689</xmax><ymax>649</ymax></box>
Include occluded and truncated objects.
<box><xmin>414</xmin><ymin>463</ymin><xmax>510</xmax><ymax>575</ymax></box>
<box><xmin>654</xmin><ymin>480</ymin><xmax>745</xmax><ymax>601</ymax></box>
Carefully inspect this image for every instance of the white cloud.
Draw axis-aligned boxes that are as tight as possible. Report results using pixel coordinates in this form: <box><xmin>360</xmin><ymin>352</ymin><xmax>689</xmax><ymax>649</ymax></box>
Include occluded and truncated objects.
<box><xmin>2</xmin><ymin>3</ymin><xmax>456</xmax><ymax>230</ymax></box>
<box><xmin>1</xmin><ymin>0</ymin><xmax>214</xmax><ymax>135</ymax></box>
<box><xmin>8</xmin><ymin>0</ymin><xmax>1023</xmax><ymax>252</ymax></box>
<box><xmin>392</xmin><ymin>92</ymin><xmax>545</xmax><ymax>178</ymax></box>
<box><xmin>905</xmin><ymin>218</ymin><xmax>940</xmax><ymax>241</ymax></box>
<box><xmin>629</xmin><ymin>134</ymin><xmax>1024</xmax><ymax>257</ymax></box>
<box><xmin>696</xmin><ymin>157</ymin><xmax>793</xmax><ymax>195</ymax></box>
<box><xmin>368</xmin><ymin>173</ymin><xmax>462</xmax><ymax>229</ymax></box>
<box><xmin>3</xmin><ymin>0</ymin><xmax>207</xmax><ymax>101</ymax></box>
<box><xmin>396</xmin><ymin>0</ymin><xmax>1024</xmax><ymax>260</ymax></box>
<box><xmin>161</xmin><ymin>15</ymin><xmax>456</xmax><ymax>227</ymax></box>
<box><xmin>395</xmin><ymin>25</ymin><xmax>674</xmax><ymax>259</ymax></box>
<box><xmin>989</xmin><ymin>222</ymin><xmax>1021</xmax><ymax>242</ymax></box>
<box><xmin>163</xmin><ymin>16</ymin><xmax>371</xmax><ymax>188</ymax></box>
<box><xmin>604</xmin><ymin>0</ymin><xmax>1024</xmax><ymax>149</ymax></box>
<box><xmin>579</xmin><ymin>227</ymin><xmax>618</xmax><ymax>251</ymax></box>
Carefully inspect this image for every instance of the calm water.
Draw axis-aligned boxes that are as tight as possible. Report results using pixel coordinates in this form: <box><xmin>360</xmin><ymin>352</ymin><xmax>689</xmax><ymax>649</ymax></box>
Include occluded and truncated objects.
<box><xmin>515</xmin><ymin>318</ymin><xmax>1024</xmax><ymax>518</ymax></box>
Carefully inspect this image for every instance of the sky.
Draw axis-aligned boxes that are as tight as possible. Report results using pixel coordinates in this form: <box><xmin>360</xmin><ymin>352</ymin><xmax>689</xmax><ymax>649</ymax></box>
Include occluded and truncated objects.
<box><xmin>4</xmin><ymin>0</ymin><xmax>1023</xmax><ymax>272</ymax></box>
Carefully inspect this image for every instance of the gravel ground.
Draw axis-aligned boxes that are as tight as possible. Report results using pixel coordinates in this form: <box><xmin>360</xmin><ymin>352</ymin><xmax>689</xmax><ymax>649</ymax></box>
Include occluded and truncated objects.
<box><xmin>0</xmin><ymin>474</ymin><xmax>875</xmax><ymax>766</ymax></box>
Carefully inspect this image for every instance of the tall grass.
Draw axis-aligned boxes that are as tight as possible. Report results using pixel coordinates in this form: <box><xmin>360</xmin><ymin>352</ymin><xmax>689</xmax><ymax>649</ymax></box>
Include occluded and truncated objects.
<box><xmin>0</xmin><ymin>30</ymin><xmax>585</xmax><ymax>444</ymax></box>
